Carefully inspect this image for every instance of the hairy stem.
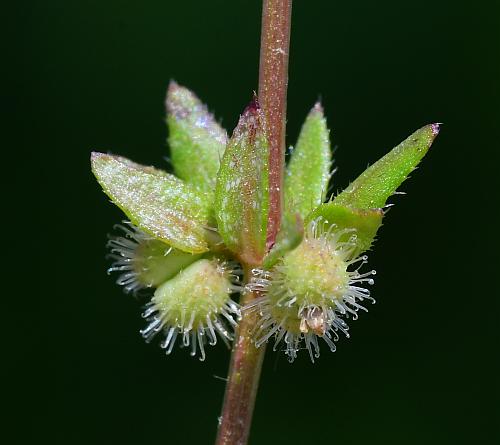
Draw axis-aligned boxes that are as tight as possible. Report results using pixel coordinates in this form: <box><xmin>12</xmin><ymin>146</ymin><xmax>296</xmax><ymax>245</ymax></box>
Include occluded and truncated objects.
<box><xmin>259</xmin><ymin>0</ymin><xmax>293</xmax><ymax>250</ymax></box>
<box><xmin>215</xmin><ymin>2</ymin><xmax>292</xmax><ymax>444</ymax></box>
<box><xmin>214</xmin><ymin>283</ymin><xmax>266</xmax><ymax>445</ymax></box>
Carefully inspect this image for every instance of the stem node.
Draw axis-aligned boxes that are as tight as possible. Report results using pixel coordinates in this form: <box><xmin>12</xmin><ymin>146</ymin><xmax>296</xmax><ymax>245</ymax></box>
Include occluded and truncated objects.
<box><xmin>215</xmin><ymin>2</ymin><xmax>292</xmax><ymax>444</ymax></box>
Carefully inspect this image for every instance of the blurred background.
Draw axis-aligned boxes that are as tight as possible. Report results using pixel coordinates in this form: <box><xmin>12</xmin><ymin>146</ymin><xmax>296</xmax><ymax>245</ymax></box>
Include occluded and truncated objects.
<box><xmin>11</xmin><ymin>0</ymin><xmax>499</xmax><ymax>443</ymax></box>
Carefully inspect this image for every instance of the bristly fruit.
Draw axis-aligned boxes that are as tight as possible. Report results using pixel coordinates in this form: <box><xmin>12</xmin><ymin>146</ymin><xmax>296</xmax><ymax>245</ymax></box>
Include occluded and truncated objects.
<box><xmin>246</xmin><ymin>217</ymin><xmax>376</xmax><ymax>362</ymax></box>
<box><xmin>91</xmin><ymin>81</ymin><xmax>439</xmax><ymax>363</ymax></box>
<box><xmin>141</xmin><ymin>258</ymin><xmax>242</xmax><ymax>361</ymax></box>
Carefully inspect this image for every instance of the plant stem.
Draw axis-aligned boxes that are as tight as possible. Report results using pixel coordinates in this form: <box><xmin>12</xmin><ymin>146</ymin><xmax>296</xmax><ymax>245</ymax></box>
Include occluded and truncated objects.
<box><xmin>215</xmin><ymin>2</ymin><xmax>292</xmax><ymax>444</ymax></box>
<box><xmin>214</xmin><ymin>282</ymin><xmax>266</xmax><ymax>445</ymax></box>
<box><xmin>259</xmin><ymin>0</ymin><xmax>293</xmax><ymax>250</ymax></box>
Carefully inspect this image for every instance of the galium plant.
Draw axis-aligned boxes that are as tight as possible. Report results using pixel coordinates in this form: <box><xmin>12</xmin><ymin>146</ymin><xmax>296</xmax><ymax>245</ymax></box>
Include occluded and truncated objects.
<box><xmin>91</xmin><ymin>1</ymin><xmax>439</xmax><ymax>443</ymax></box>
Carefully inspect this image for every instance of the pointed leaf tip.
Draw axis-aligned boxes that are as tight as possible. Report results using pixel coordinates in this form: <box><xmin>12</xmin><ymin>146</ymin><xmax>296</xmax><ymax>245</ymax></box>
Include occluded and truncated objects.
<box><xmin>285</xmin><ymin>103</ymin><xmax>332</xmax><ymax>219</ymax></box>
<box><xmin>91</xmin><ymin>153</ymin><xmax>211</xmax><ymax>253</ymax></box>
<box><xmin>214</xmin><ymin>99</ymin><xmax>269</xmax><ymax>265</ymax></box>
<box><xmin>245</xmin><ymin>94</ymin><xmax>260</xmax><ymax>112</ymax></box>
<box><xmin>334</xmin><ymin>123</ymin><xmax>439</xmax><ymax>210</ymax></box>
<box><xmin>166</xmin><ymin>82</ymin><xmax>227</xmax><ymax>193</ymax></box>
<box><xmin>312</xmin><ymin>101</ymin><xmax>324</xmax><ymax>113</ymax></box>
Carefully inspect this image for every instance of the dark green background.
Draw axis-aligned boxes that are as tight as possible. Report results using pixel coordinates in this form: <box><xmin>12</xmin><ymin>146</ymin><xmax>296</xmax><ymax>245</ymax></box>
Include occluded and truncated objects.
<box><xmin>13</xmin><ymin>1</ymin><xmax>499</xmax><ymax>444</ymax></box>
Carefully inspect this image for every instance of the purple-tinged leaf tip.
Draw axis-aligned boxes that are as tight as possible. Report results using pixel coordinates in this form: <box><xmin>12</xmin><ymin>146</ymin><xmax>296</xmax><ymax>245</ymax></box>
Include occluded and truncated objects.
<box><xmin>312</xmin><ymin>101</ymin><xmax>324</xmax><ymax>113</ymax></box>
<box><xmin>214</xmin><ymin>97</ymin><xmax>269</xmax><ymax>266</ymax></box>
<box><xmin>166</xmin><ymin>81</ymin><xmax>227</xmax><ymax>192</ymax></box>
<box><xmin>244</xmin><ymin>95</ymin><xmax>260</xmax><ymax>114</ymax></box>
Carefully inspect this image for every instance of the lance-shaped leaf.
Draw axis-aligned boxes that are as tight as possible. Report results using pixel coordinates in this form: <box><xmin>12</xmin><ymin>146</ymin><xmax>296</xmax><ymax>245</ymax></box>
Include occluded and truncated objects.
<box><xmin>285</xmin><ymin>103</ymin><xmax>332</xmax><ymax>219</ymax></box>
<box><xmin>91</xmin><ymin>153</ymin><xmax>211</xmax><ymax>254</ymax></box>
<box><xmin>334</xmin><ymin>123</ymin><xmax>440</xmax><ymax>209</ymax></box>
<box><xmin>306</xmin><ymin>203</ymin><xmax>383</xmax><ymax>256</ymax></box>
<box><xmin>166</xmin><ymin>81</ymin><xmax>227</xmax><ymax>193</ymax></box>
<box><xmin>214</xmin><ymin>99</ymin><xmax>269</xmax><ymax>266</ymax></box>
<box><xmin>263</xmin><ymin>213</ymin><xmax>304</xmax><ymax>269</ymax></box>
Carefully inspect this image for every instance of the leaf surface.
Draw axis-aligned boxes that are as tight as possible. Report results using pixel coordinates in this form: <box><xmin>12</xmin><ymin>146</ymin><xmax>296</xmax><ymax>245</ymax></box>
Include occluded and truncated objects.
<box><xmin>307</xmin><ymin>203</ymin><xmax>383</xmax><ymax>256</ymax></box>
<box><xmin>166</xmin><ymin>81</ymin><xmax>227</xmax><ymax>193</ymax></box>
<box><xmin>214</xmin><ymin>100</ymin><xmax>269</xmax><ymax>265</ymax></box>
<box><xmin>285</xmin><ymin>103</ymin><xmax>331</xmax><ymax>218</ymax></box>
<box><xmin>334</xmin><ymin>124</ymin><xmax>439</xmax><ymax>209</ymax></box>
<box><xmin>91</xmin><ymin>153</ymin><xmax>211</xmax><ymax>253</ymax></box>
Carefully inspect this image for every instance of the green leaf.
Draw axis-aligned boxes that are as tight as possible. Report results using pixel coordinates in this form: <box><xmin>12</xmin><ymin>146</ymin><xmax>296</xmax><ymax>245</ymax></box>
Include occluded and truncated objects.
<box><xmin>263</xmin><ymin>212</ymin><xmax>304</xmax><ymax>269</ymax></box>
<box><xmin>91</xmin><ymin>153</ymin><xmax>211</xmax><ymax>254</ymax></box>
<box><xmin>306</xmin><ymin>203</ymin><xmax>383</xmax><ymax>256</ymax></box>
<box><xmin>285</xmin><ymin>103</ymin><xmax>331</xmax><ymax>219</ymax></box>
<box><xmin>131</xmin><ymin>239</ymin><xmax>202</xmax><ymax>287</ymax></box>
<box><xmin>334</xmin><ymin>124</ymin><xmax>440</xmax><ymax>209</ymax></box>
<box><xmin>166</xmin><ymin>81</ymin><xmax>227</xmax><ymax>193</ymax></box>
<box><xmin>108</xmin><ymin>225</ymin><xmax>202</xmax><ymax>289</ymax></box>
<box><xmin>214</xmin><ymin>99</ymin><xmax>269</xmax><ymax>266</ymax></box>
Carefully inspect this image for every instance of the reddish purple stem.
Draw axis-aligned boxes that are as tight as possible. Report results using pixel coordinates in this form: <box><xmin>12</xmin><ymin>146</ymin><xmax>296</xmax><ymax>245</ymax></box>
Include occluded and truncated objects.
<box><xmin>215</xmin><ymin>2</ymin><xmax>292</xmax><ymax>444</ymax></box>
